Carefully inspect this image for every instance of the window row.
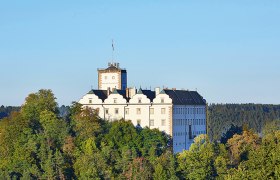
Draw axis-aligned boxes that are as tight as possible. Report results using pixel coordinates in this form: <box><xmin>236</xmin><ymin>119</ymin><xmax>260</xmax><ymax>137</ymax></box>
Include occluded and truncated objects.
<box><xmin>174</xmin><ymin>107</ymin><xmax>205</xmax><ymax>115</ymax></box>
<box><xmin>174</xmin><ymin>119</ymin><xmax>206</xmax><ymax>126</ymax></box>
<box><xmin>125</xmin><ymin>108</ymin><xmax>166</xmax><ymax>115</ymax></box>
<box><xmin>174</xmin><ymin>130</ymin><xmax>206</xmax><ymax>137</ymax></box>
<box><xmin>104</xmin><ymin>76</ymin><xmax>116</xmax><ymax>80</ymax></box>
<box><xmin>137</xmin><ymin>119</ymin><xmax>167</xmax><ymax>126</ymax></box>
<box><xmin>89</xmin><ymin>98</ymin><xmax>165</xmax><ymax>104</ymax></box>
<box><xmin>102</xmin><ymin>108</ymin><xmax>167</xmax><ymax>115</ymax></box>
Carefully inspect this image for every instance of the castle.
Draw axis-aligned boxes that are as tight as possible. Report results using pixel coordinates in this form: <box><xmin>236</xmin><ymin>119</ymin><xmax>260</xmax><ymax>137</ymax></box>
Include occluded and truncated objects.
<box><xmin>79</xmin><ymin>62</ymin><xmax>207</xmax><ymax>153</ymax></box>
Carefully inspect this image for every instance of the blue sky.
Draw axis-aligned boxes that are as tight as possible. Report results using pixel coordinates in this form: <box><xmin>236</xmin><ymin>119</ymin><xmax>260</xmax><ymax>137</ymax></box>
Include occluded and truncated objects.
<box><xmin>0</xmin><ymin>0</ymin><xmax>279</xmax><ymax>106</ymax></box>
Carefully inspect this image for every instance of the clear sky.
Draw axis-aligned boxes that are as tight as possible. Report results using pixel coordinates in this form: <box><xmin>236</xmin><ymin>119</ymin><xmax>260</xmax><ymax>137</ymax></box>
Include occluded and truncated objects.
<box><xmin>0</xmin><ymin>0</ymin><xmax>280</xmax><ymax>106</ymax></box>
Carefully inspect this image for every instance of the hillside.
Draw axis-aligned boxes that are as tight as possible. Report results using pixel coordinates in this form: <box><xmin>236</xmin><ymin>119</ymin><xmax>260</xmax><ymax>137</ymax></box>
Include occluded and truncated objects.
<box><xmin>208</xmin><ymin>104</ymin><xmax>280</xmax><ymax>141</ymax></box>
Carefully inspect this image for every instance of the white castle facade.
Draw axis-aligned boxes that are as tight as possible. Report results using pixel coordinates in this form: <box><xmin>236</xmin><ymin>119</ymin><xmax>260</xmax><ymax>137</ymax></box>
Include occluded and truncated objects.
<box><xmin>79</xmin><ymin>62</ymin><xmax>207</xmax><ymax>153</ymax></box>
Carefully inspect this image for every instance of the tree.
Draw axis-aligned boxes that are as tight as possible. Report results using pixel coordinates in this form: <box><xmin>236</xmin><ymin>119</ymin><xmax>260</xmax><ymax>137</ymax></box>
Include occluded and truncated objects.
<box><xmin>153</xmin><ymin>151</ymin><xmax>179</xmax><ymax>180</ymax></box>
<box><xmin>124</xmin><ymin>157</ymin><xmax>153</xmax><ymax>180</ymax></box>
<box><xmin>225</xmin><ymin>131</ymin><xmax>280</xmax><ymax>179</ymax></box>
<box><xmin>21</xmin><ymin>89</ymin><xmax>59</xmax><ymax>132</ymax></box>
<box><xmin>39</xmin><ymin>110</ymin><xmax>68</xmax><ymax>148</ymax></box>
<box><xmin>71</xmin><ymin>104</ymin><xmax>102</xmax><ymax>144</ymax></box>
<box><xmin>262</xmin><ymin>119</ymin><xmax>280</xmax><ymax>136</ymax></box>
<box><xmin>178</xmin><ymin>135</ymin><xmax>216</xmax><ymax>180</ymax></box>
<box><xmin>227</xmin><ymin>129</ymin><xmax>261</xmax><ymax>165</ymax></box>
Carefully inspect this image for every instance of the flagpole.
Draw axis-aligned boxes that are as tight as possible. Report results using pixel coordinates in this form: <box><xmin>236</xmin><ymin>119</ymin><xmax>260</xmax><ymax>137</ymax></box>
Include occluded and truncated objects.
<box><xmin>112</xmin><ymin>39</ymin><xmax>114</xmax><ymax>64</ymax></box>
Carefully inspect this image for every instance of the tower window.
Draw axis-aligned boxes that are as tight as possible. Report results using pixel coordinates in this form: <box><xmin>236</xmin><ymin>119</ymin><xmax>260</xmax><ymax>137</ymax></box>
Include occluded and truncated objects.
<box><xmin>161</xmin><ymin>98</ymin><xmax>164</xmax><ymax>103</ymax></box>
<box><xmin>138</xmin><ymin>98</ymin><xmax>142</xmax><ymax>103</ymax></box>
<box><xmin>89</xmin><ymin>99</ymin><xmax>92</xmax><ymax>104</ymax></box>
<box><xmin>161</xmin><ymin>108</ymin><xmax>166</xmax><ymax>114</ymax></box>
<box><xmin>114</xmin><ymin>98</ymin><xmax>117</xmax><ymax>103</ymax></box>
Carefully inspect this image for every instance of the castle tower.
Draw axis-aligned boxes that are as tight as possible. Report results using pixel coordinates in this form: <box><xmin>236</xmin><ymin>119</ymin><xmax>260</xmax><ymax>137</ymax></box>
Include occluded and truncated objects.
<box><xmin>98</xmin><ymin>62</ymin><xmax>127</xmax><ymax>90</ymax></box>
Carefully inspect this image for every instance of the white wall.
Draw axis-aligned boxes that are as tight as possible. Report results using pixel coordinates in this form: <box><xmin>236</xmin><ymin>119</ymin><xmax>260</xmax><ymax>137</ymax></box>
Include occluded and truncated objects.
<box><xmin>78</xmin><ymin>92</ymin><xmax>207</xmax><ymax>154</ymax></box>
<box><xmin>103</xmin><ymin>93</ymin><xmax>127</xmax><ymax>121</ymax></box>
<box><xmin>152</xmin><ymin>93</ymin><xmax>173</xmax><ymax>135</ymax></box>
<box><xmin>172</xmin><ymin>105</ymin><xmax>207</xmax><ymax>153</ymax></box>
<box><xmin>100</xmin><ymin>72</ymin><xmax>120</xmax><ymax>90</ymax></box>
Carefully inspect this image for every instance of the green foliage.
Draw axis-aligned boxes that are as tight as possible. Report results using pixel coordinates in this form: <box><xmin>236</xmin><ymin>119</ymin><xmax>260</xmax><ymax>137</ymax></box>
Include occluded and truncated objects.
<box><xmin>208</xmin><ymin>104</ymin><xmax>280</xmax><ymax>141</ymax></box>
<box><xmin>0</xmin><ymin>105</ymin><xmax>20</xmax><ymax>120</ymax></box>
<box><xmin>227</xmin><ymin>130</ymin><xmax>261</xmax><ymax>165</ymax></box>
<box><xmin>0</xmin><ymin>89</ymin><xmax>70</xmax><ymax>179</ymax></box>
<box><xmin>262</xmin><ymin>119</ymin><xmax>280</xmax><ymax>136</ymax></box>
<box><xmin>225</xmin><ymin>130</ymin><xmax>280</xmax><ymax>179</ymax></box>
<box><xmin>178</xmin><ymin>135</ymin><xmax>217</xmax><ymax>180</ymax></box>
<box><xmin>1</xmin><ymin>90</ymin><xmax>280</xmax><ymax>179</ymax></box>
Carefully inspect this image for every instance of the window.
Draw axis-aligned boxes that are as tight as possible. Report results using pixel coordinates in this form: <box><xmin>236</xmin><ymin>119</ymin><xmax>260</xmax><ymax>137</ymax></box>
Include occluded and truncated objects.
<box><xmin>125</xmin><ymin>108</ymin><xmax>129</xmax><ymax>115</ymax></box>
<box><xmin>150</xmin><ymin>119</ymin><xmax>154</xmax><ymax>126</ymax></box>
<box><xmin>161</xmin><ymin>98</ymin><xmax>164</xmax><ymax>103</ymax></box>
<box><xmin>138</xmin><ymin>98</ymin><xmax>142</xmax><ymax>103</ymax></box>
<box><xmin>150</xmin><ymin>108</ymin><xmax>154</xmax><ymax>115</ymax></box>
<box><xmin>105</xmin><ymin>109</ymin><xmax>109</xmax><ymax>114</ymax></box>
<box><xmin>137</xmin><ymin>108</ymin><xmax>141</xmax><ymax>115</ymax></box>
<box><xmin>112</xmin><ymin>76</ymin><xmax>115</xmax><ymax>79</ymax></box>
<box><xmin>114</xmin><ymin>98</ymin><xmax>117</xmax><ymax>103</ymax></box>
<box><xmin>115</xmin><ymin>108</ymin><xmax>119</xmax><ymax>114</ymax></box>
<box><xmin>137</xmin><ymin>119</ymin><xmax>141</xmax><ymax>126</ymax></box>
<box><xmin>105</xmin><ymin>76</ymin><xmax>107</xmax><ymax>80</ymax></box>
<box><xmin>161</xmin><ymin>108</ymin><xmax>166</xmax><ymax>114</ymax></box>
<box><xmin>89</xmin><ymin>99</ymin><xmax>92</xmax><ymax>104</ymax></box>
<box><xmin>161</xmin><ymin>119</ymin><xmax>166</xmax><ymax>126</ymax></box>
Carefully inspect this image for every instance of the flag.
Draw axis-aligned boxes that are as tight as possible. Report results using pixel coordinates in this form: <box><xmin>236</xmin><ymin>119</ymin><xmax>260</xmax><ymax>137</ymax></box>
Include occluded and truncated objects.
<box><xmin>112</xmin><ymin>39</ymin><xmax>114</xmax><ymax>51</ymax></box>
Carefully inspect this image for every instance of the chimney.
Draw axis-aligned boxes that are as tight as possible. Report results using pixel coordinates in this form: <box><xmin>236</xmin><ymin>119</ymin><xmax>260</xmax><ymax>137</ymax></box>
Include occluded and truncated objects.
<box><xmin>129</xmin><ymin>87</ymin><xmax>136</xmax><ymax>98</ymax></box>
<box><xmin>107</xmin><ymin>87</ymin><xmax>111</xmax><ymax>96</ymax></box>
<box><xmin>126</xmin><ymin>88</ymin><xmax>130</xmax><ymax>98</ymax></box>
<box><xmin>155</xmin><ymin>87</ymin><xmax>160</xmax><ymax>95</ymax></box>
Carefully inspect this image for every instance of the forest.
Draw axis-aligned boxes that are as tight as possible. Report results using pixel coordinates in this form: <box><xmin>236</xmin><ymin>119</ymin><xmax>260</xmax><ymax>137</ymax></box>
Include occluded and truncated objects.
<box><xmin>0</xmin><ymin>106</ymin><xmax>20</xmax><ymax>120</ymax></box>
<box><xmin>208</xmin><ymin>104</ymin><xmax>280</xmax><ymax>141</ymax></box>
<box><xmin>0</xmin><ymin>89</ymin><xmax>280</xmax><ymax>179</ymax></box>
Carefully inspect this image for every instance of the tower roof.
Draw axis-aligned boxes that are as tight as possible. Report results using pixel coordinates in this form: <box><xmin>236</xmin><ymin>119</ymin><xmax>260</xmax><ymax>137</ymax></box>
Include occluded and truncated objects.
<box><xmin>97</xmin><ymin>62</ymin><xmax>126</xmax><ymax>73</ymax></box>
